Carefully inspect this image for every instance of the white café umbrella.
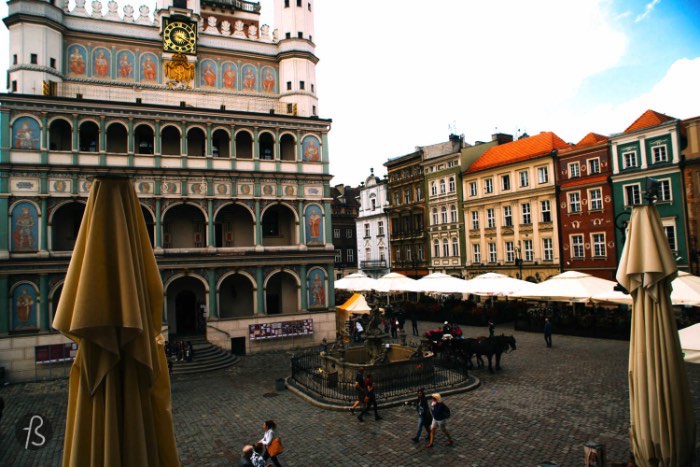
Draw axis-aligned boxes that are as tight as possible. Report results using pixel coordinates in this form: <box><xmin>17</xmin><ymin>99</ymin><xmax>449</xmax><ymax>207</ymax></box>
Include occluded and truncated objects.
<box><xmin>462</xmin><ymin>272</ymin><xmax>537</xmax><ymax>297</ymax></box>
<box><xmin>679</xmin><ymin>322</ymin><xmax>700</xmax><ymax>364</ymax></box>
<box><xmin>511</xmin><ymin>270</ymin><xmax>617</xmax><ymax>303</ymax></box>
<box><xmin>334</xmin><ymin>271</ymin><xmax>379</xmax><ymax>292</ymax></box>
<box><xmin>414</xmin><ymin>272</ymin><xmax>471</xmax><ymax>294</ymax></box>
<box><xmin>374</xmin><ymin>272</ymin><xmax>422</xmax><ymax>293</ymax></box>
<box><xmin>618</xmin><ymin>204</ymin><xmax>695</xmax><ymax>466</ymax></box>
<box><xmin>592</xmin><ymin>271</ymin><xmax>700</xmax><ymax>306</ymax></box>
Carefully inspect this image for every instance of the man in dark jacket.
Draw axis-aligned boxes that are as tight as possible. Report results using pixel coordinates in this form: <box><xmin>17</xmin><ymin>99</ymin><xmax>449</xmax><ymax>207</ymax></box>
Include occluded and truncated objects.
<box><xmin>544</xmin><ymin>318</ymin><xmax>553</xmax><ymax>347</ymax></box>
<box><xmin>412</xmin><ymin>388</ymin><xmax>432</xmax><ymax>442</ymax></box>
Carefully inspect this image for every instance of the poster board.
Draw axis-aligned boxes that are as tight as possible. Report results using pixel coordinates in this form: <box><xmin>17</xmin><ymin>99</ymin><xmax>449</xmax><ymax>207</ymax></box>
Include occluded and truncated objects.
<box><xmin>249</xmin><ymin>319</ymin><xmax>314</xmax><ymax>340</ymax></box>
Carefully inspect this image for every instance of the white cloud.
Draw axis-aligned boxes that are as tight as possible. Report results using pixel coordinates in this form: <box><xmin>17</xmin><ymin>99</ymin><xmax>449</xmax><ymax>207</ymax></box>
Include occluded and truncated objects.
<box><xmin>635</xmin><ymin>0</ymin><xmax>661</xmax><ymax>23</ymax></box>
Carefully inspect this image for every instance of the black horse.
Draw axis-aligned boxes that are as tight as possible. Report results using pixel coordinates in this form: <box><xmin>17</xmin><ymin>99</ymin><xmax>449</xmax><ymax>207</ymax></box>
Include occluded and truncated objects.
<box><xmin>472</xmin><ymin>334</ymin><xmax>517</xmax><ymax>373</ymax></box>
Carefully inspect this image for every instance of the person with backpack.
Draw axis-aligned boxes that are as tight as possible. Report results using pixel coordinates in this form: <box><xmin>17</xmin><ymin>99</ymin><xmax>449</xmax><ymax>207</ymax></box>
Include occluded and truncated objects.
<box><xmin>427</xmin><ymin>393</ymin><xmax>453</xmax><ymax>448</ymax></box>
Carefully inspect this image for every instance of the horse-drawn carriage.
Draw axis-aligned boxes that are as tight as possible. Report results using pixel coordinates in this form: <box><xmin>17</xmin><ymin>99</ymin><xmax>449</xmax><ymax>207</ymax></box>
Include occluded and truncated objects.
<box><xmin>424</xmin><ymin>325</ymin><xmax>517</xmax><ymax>373</ymax></box>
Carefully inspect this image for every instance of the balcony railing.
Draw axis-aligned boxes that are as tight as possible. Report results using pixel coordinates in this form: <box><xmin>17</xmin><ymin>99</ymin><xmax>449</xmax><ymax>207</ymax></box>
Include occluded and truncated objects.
<box><xmin>361</xmin><ymin>260</ymin><xmax>387</xmax><ymax>269</ymax></box>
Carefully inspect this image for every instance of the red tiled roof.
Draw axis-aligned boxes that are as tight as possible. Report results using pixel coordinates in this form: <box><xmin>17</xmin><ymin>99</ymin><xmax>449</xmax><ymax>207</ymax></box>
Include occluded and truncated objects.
<box><xmin>559</xmin><ymin>132</ymin><xmax>609</xmax><ymax>154</ymax></box>
<box><xmin>624</xmin><ymin>109</ymin><xmax>676</xmax><ymax>133</ymax></box>
<box><xmin>465</xmin><ymin>132</ymin><xmax>570</xmax><ymax>174</ymax></box>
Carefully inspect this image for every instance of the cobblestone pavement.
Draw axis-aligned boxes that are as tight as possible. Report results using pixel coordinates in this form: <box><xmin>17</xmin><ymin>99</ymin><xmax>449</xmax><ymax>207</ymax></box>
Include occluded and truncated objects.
<box><xmin>2</xmin><ymin>322</ymin><xmax>700</xmax><ymax>466</ymax></box>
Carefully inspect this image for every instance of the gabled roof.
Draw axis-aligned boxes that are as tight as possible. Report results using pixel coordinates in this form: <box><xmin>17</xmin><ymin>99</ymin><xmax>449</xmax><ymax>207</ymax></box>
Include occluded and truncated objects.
<box><xmin>465</xmin><ymin>132</ymin><xmax>570</xmax><ymax>174</ymax></box>
<box><xmin>559</xmin><ymin>132</ymin><xmax>609</xmax><ymax>155</ymax></box>
<box><xmin>624</xmin><ymin>109</ymin><xmax>676</xmax><ymax>133</ymax></box>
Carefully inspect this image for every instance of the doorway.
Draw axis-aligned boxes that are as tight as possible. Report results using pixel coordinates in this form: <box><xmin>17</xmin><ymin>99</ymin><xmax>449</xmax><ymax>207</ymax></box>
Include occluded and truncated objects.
<box><xmin>175</xmin><ymin>290</ymin><xmax>200</xmax><ymax>337</ymax></box>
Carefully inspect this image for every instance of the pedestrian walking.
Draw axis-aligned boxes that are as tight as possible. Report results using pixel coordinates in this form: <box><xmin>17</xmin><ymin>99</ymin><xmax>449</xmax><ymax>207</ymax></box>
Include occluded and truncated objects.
<box><xmin>259</xmin><ymin>420</ymin><xmax>283</xmax><ymax>467</ymax></box>
<box><xmin>411</xmin><ymin>388</ymin><xmax>432</xmax><ymax>442</ymax></box>
<box><xmin>238</xmin><ymin>445</ymin><xmax>254</xmax><ymax>467</ymax></box>
<box><xmin>355</xmin><ymin>319</ymin><xmax>364</xmax><ymax>342</ymax></box>
<box><xmin>357</xmin><ymin>372</ymin><xmax>381</xmax><ymax>422</ymax></box>
<box><xmin>411</xmin><ymin>315</ymin><xmax>419</xmax><ymax>336</ymax></box>
<box><xmin>349</xmin><ymin>367</ymin><xmax>366</xmax><ymax>414</ymax></box>
<box><xmin>488</xmin><ymin>320</ymin><xmax>495</xmax><ymax>338</ymax></box>
<box><xmin>544</xmin><ymin>317</ymin><xmax>553</xmax><ymax>348</ymax></box>
<box><xmin>427</xmin><ymin>393</ymin><xmax>453</xmax><ymax>448</ymax></box>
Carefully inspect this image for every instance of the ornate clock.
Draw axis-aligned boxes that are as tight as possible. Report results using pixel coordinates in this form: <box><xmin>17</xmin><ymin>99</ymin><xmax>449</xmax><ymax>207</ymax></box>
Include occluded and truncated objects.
<box><xmin>163</xmin><ymin>17</ymin><xmax>197</xmax><ymax>55</ymax></box>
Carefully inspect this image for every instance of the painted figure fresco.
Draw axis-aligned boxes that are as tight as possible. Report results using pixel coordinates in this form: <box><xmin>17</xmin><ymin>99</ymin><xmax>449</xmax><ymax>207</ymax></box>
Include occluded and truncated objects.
<box><xmin>13</xmin><ymin>284</ymin><xmax>38</xmax><ymax>330</ymax></box>
<box><xmin>11</xmin><ymin>202</ymin><xmax>39</xmax><ymax>252</ymax></box>
<box><xmin>118</xmin><ymin>51</ymin><xmax>134</xmax><ymax>79</ymax></box>
<box><xmin>305</xmin><ymin>204</ymin><xmax>323</xmax><ymax>243</ymax></box>
<box><xmin>68</xmin><ymin>45</ymin><xmax>87</xmax><ymax>75</ymax></box>
<box><xmin>201</xmin><ymin>60</ymin><xmax>217</xmax><ymax>87</ymax></box>
<box><xmin>242</xmin><ymin>64</ymin><xmax>257</xmax><ymax>91</ymax></box>
<box><xmin>93</xmin><ymin>48</ymin><xmax>111</xmax><ymax>78</ymax></box>
<box><xmin>222</xmin><ymin>63</ymin><xmax>237</xmax><ymax>89</ymax></box>
<box><xmin>141</xmin><ymin>54</ymin><xmax>158</xmax><ymax>82</ymax></box>
<box><xmin>12</xmin><ymin>117</ymin><xmax>40</xmax><ymax>150</ymax></box>
<box><xmin>261</xmin><ymin>67</ymin><xmax>276</xmax><ymax>93</ymax></box>
<box><xmin>308</xmin><ymin>269</ymin><xmax>326</xmax><ymax>308</ymax></box>
<box><xmin>302</xmin><ymin>136</ymin><xmax>321</xmax><ymax>162</ymax></box>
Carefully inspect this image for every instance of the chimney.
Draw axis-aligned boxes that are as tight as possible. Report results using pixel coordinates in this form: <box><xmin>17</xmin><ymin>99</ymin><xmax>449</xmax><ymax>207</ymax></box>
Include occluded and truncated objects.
<box><xmin>492</xmin><ymin>133</ymin><xmax>514</xmax><ymax>145</ymax></box>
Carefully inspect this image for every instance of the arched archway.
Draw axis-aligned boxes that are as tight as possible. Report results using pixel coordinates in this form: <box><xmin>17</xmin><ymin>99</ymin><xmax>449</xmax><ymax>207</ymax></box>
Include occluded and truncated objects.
<box><xmin>166</xmin><ymin>275</ymin><xmax>207</xmax><ymax>338</ymax></box>
<box><xmin>161</xmin><ymin>125</ymin><xmax>181</xmax><ymax>156</ymax></box>
<box><xmin>219</xmin><ymin>273</ymin><xmax>255</xmax><ymax>318</ymax></box>
<box><xmin>187</xmin><ymin>127</ymin><xmax>206</xmax><ymax>157</ymax></box>
<box><xmin>50</xmin><ymin>283</ymin><xmax>63</xmax><ymax>331</ymax></box>
<box><xmin>259</xmin><ymin>132</ymin><xmax>274</xmax><ymax>160</ymax></box>
<box><xmin>106</xmin><ymin>122</ymin><xmax>128</xmax><ymax>153</ymax></box>
<box><xmin>212</xmin><ymin>129</ymin><xmax>230</xmax><ymax>158</ymax></box>
<box><xmin>162</xmin><ymin>204</ymin><xmax>206</xmax><ymax>248</ymax></box>
<box><xmin>51</xmin><ymin>202</ymin><xmax>86</xmax><ymax>251</ymax></box>
<box><xmin>215</xmin><ymin>203</ymin><xmax>254</xmax><ymax>247</ymax></box>
<box><xmin>265</xmin><ymin>271</ymin><xmax>298</xmax><ymax>315</ymax></box>
<box><xmin>141</xmin><ymin>206</ymin><xmax>155</xmax><ymax>247</ymax></box>
<box><xmin>280</xmin><ymin>133</ymin><xmax>296</xmax><ymax>161</ymax></box>
<box><xmin>235</xmin><ymin>130</ymin><xmax>253</xmax><ymax>159</ymax></box>
<box><xmin>79</xmin><ymin>121</ymin><xmax>99</xmax><ymax>152</ymax></box>
<box><xmin>262</xmin><ymin>204</ymin><xmax>296</xmax><ymax>246</ymax></box>
<box><xmin>135</xmin><ymin>124</ymin><xmax>154</xmax><ymax>154</ymax></box>
<box><xmin>49</xmin><ymin>118</ymin><xmax>72</xmax><ymax>151</ymax></box>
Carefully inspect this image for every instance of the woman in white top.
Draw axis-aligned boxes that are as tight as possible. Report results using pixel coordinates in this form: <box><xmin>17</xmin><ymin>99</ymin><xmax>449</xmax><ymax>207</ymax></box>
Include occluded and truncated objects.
<box><xmin>258</xmin><ymin>420</ymin><xmax>282</xmax><ymax>466</ymax></box>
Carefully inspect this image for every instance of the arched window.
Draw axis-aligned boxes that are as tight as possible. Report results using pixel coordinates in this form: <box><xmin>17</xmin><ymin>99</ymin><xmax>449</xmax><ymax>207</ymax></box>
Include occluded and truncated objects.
<box><xmin>439</xmin><ymin>179</ymin><xmax>446</xmax><ymax>194</ymax></box>
<box><xmin>235</xmin><ymin>131</ymin><xmax>253</xmax><ymax>159</ymax></box>
<box><xmin>187</xmin><ymin>127</ymin><xmax>206</xmax><ymax>157</ymax></box>
<box><xmin>259</xmin><ymin>132</ymin><xmax>275</xmax><ymax>160</ymax></box>
<box><xmin>442</xmin><ymin>238</ymin><xmax>449</xmax><ymax>257</ymax></box>
<box><xmin>49</xmin><ymin>119</ymin><xmax>72</xmax><ymax>151</ymax></box>
<box><xmin>106</xmin><ymin>122</ymin><xmax>128</xmax><ymax>153</ymax></box>
<box><xmin>452</xmin><ymin>237</ymin><xmax>459</xmax><ymax>256</ymax></box>
<box><xmin>161</xmin><ymin>125</ymin><xmax>181</xmax><ymax>156</ymax></box>
<box><xmin>441</xmin><ymin>207</ymin><xmax>447</xmax><ymax>224</ymax></box>
<box><xmin>79</xmin><ymin>121</ymin><xmax>99</xmax><ymax>152</ymax></box>
<box><xmin>431</xmin><ymin>181</ymin><xmax>437</xmax><ymax>196</ymax></box>
<box><xmin>433</xmin><ymin>240</ymin><xmax>440</xmax><ymax>257</ymax></box>
<box><xmin>432</xmin><ymin>208</ymin><xmax>438</xmax><ymax>225</ymax></box>
<box><xmin>449</xmin><ymin>176</ymin><xmax>455</xmax><ymax>192</ymax></box>
<box><xmin>134</xmin><ymin>124</ymin><xmax>154</xmax><ymax>155</ymax></box>
<box><xmin>450</xmin><ymin>205</ymin><xmax>457</xmax><ymax>223</ymax></box>
<box><xmin>280</xmin><ymin>133</ymin><xmax>296</xmax><ymax>161</ymax></box>
<box><xmin>212</xmin><ymin>129</ymin><xmax>230</xmax><ymax>158</ymax></box>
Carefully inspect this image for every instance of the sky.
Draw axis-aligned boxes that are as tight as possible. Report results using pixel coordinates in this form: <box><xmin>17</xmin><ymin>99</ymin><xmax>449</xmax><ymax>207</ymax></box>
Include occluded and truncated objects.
<box><xmin>2</xmin><ymin>0</ymin><xmax>700</xmax><ymax>187</ymax></box>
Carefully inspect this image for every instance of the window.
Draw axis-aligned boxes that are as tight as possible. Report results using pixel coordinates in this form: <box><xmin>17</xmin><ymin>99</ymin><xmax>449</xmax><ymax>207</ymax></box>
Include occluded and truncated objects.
<box><xmin>284</xmin><ymin>0</ymin><xmax>289</xmax><ymax>6</ymax></box>
<box><xmin>416</xmin><ymin>244</ymin><xmax>424</xmax><ymax>260</ymax></box>
<box><xmin>346</xmin><ymin>249</ymin><xmax>354</xmax><ymax>262</ymax></box>
<box><xmin>523</xmin><ymin>239</ymin><xmax>534</xmax><ymax>261</ymax></box>
<box><xmin>431</xmin><ymin>182</ymin><xmax>437</xmax><ymax>196</ymax></box>
<box><xmin>364</xmin><ymin>223</ymin><xmax>370</xmax><ymax>238</ymax></box>
<box><xmin>664</xmin><ymin>224</ymin><xmax>677</xmax><ymax>251</ymax></box>
<box><xmin>472</xmin><ymin>244</ymin><xmax>481</xmax><ymax>263</ymax></box>
<box><xmin>393</xmin><ymin>192</ymin><xmax>400</xmax><ymax>207</ymax></box>
<box><xmin>540</xmin><ymin>200</ymin><xmax>551</xmax><ymax>222</ymax></box>
<box><xmin>335</xmin><ymin>249</ymin><xmax>342</xmax><ymax>262</ymax></box>
<box><xmin>452</xmin><ymin>237</ymin><xmax>459</xmax><ymax>256</ymax></box>
<box><xmin>442</xmin><ymin>239</ymin><xmax>449</xmax><ymax>257</ymax></box>
<box><xmin>592</xmin><ymin>234</ymin><xmax>606</xmax><ymax>257</ymax></box>
<box><xmin>345</xmin><ymin>228</ymin><xmax>353</xmax><ymax>238</ymax></box>
<box><xmin>333</xmin><ymin>228</ymin><xmax>340</xmax><ymax>239</ymax></box>
<box><xmin>537</xmin><ymin>166</ymin><xmax>549</xmax><ymax>184</ymax></box>
<box><xmin>488</xmin><ymin>243</ymin><xmax>497</xmax><ymax>263</ymax></box>
<box><xmin>543</xmin><ymin>238</ymin><xmax>553</xmax><ymax>261</ymax></box>
<box><xmin>652</xmin><ymin>145</ymin><xmax>668</xmax><ymax>163</ymax></box>
<box><xmin>440</xmin><ymin>180</ymin><xmax>446</xmax><ymax>194</ymax></box>
<box><xmin>449</xmin><ymin>177</ymin><xmax>455</xmax><ymax>192</ymax></box>
<box><xmin>50</xmin><ymin>57</ymin><xmax>56</xmax><ymax>69</ymax></box>
<box><xmin>471</xmin><ymin>211</ymin><xmax>479</xmax><ymax>230</ymax></box>
<box><xmin>569</xmin><ymin>162</ymin><xmax>580</xmax><ymax>178</ymax></box>
<box><xmin>308</xmin><ymin>2</ymin><xmax>312</xmax><ymax>11</ymax></box>
<box><xmin>658</xmin><ymin>179</ymin><xmax>671</xmax><ymax>202</ymax></box>
<box><xmin>589</xmin><ymin>188</ymin><xmax>603</xmax><ymax>210</ymax></box>
<box><xmin>469</xmin><ymin>181</ymin><xmax>477</xmax><ymax>197</ymax></box>
<box><xmin>287</xmin><ymin>81</ymin><xmax>292</xmax><ymax>90</ymax></box>
<box><xmin>30</xmin><ymin>53</ymin><xmax>37</xmax><ymax>64</ymax></box>
<box><xmin>571</xmin><ymin>234</ymin><xmax>584</xmax><ymax>258</ymax></box>
<box><xmin>433</xmin><ymin>240</ymin><xmax>440</xmax><ymax>257</ymax></box>
<box><xmin>569</xmin><ymin>192</ymin><xmax>581</xmax><ymax>213</ymax></box>
<box><xmin>519</xmin><ymin>170</ymin><xmax>529</xmax><ymax>187</ymax></box>
<box><xmin>300</xmin><ymin>80</ymin><xmax>305</xmax><ymax>89</ymax></box>
<box><xmin>417</xmin><ymin>186</ymin><xmax>423</xmax><ymax>200</ymax></box>
<box><xmin>503</xmin><ymin>206</ymin><xmax>512</xmax><ymax>227</ymax></box>
<box><xmin>441</xmin><ymin>207</ymin><xmax>448</xmax><ymax>224</ymax></box>
<box><xmin>371</xmin><ymin>198</ymin><xmax>376</xmax><ymax>210</ymax></box>
<box><xmin>487</xmin><ymin>208</ymin><xmax>496</xmax><ymax>228</ymax></box>
<box><xmin>311</xmin><ymin>84</ymin><xmax>314</xmax><ymax>93</ymax></box>
<box><xmin>432</xmin><ymin>208</ymin><xmax>438</xmax><ymax>225</ymax></box>
<box><xmin>13</xmin><ymin>54</ymin><xmax>17</xmax><ymax>65</ymax></box>
<box><xmin>624</xmin><ymin>184</ymin><xmax>641</xmax><ymax>206</ymax></box>
<box><xmin>501</xmin><ymin>174</ymin><xmax>511</xmax><ymax>191</ymax></box>
<box><xmin>11</xmin><ymin>81</ymin><xmax>17</xmax><ymax>92</ymax></box>
<box><xmin>521</xmin><ymin>203</ymin><xmax>531</xmax><ymax>224</ymax></box>
<box><xmin>298</xmin><ymin>32</ymin><xmax>304</xmax><ymax>38</ymax></box>
<box><xmin>378</xmin><ymin>221</ymin><xmax>384</xmax><ymax>236</ymax></box>
<box><xmin>404</xmin><ymin>189</ymin><xmax>411</xmax><ymax>204</ymax></box>
<box><xmin>484</xmin><ymin>178</ymin><xmax>493</xmax><ymax>194</ymax></box>
<box><xmin>450</xmin><ymin>205</ymin><xmax>457</xmax><ymax>223</ymax></box>
<box><xmin>366</xmin><ymin>247</ymin><xmax>371</xmax><ymax>260</ymax></box>
<box><xmin>588</xmin><ymin>158</ymin><xmax>600</xmax><ymax>174</ymax></box>
<box><xmin>505</xmin><ymin>241</ymin><xmax>514</xmax><ymax>263</ymax></box>
<box><xmin>395</xmin><ymin>247</ymin><xmax>401</xmax><ymax>262</ymax></box>
<box><xmin>622</xmin><ymin>151</ymin><xmax>638</xmax><ymax>169</ymax></box>
<box><xmin>285</xmin><ymin>32</ymin><xmax>291</xmax><ymax>39</ymax></box>
<box><xmin>297</xmin><ymin>0</ymin><xmax>302</xmax><ymax>6</ymax></box>
<box><xmin>406</xmin><ymin>247</ymin><xmax>412</xmax><ymax>262</ymax></box>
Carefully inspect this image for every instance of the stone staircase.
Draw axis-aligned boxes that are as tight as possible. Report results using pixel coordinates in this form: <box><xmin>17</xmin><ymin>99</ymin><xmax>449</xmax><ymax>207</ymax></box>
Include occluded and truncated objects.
<box><xmin>170</xmin><ymin>337</ymin><xmax>239</xmax><ymax>375</ymax></box>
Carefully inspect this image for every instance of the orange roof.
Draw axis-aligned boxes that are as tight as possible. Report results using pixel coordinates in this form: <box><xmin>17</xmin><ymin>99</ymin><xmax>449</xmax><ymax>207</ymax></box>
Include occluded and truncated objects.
<box><xmin>624</xmin><ymin>109</ymin><xmax>676</xmax><ymax>133</ymax></box>
<box><xmin>465</xmin><ymin>132</ymin><xmax>570</xmax><ymax>174</ymax></box>
<box><xmin>559</xmin><ymin>132</ymin><xmax>609</xmax><ymax>154</ymax></box>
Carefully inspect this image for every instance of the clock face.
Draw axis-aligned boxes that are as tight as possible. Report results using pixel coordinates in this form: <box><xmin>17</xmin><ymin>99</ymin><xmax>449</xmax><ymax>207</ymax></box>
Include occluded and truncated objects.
<box><xmin>163</xmin><ymin>19</ymin><xmax>197</xmax><ymax>54</ymax></box>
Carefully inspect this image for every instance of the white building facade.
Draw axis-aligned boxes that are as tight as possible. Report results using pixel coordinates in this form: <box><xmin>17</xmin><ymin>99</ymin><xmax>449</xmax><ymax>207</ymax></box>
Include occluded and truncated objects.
<box><xmin>356</xmin><ymin>171</ymin><xmax>390</xmax><ymax>278</ymax></box>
